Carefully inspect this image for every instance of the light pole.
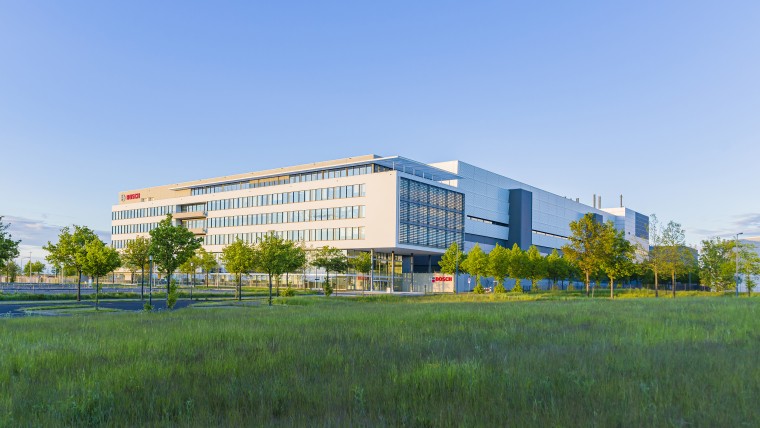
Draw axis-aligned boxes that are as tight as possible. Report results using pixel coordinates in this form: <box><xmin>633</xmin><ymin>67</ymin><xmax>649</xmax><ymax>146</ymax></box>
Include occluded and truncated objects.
<box><xmin>148</xmin><ymin>254</ymin><xmax>153</xmax><ymax>307</ymax></box>
<box><xmin>735</xmin><ymin>233</ymin><xmax>744</xmax><ymax>297</ymax></box>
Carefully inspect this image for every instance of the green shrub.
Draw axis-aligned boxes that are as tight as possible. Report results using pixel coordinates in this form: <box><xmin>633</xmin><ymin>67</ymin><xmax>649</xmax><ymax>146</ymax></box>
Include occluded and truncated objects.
<box><xmin>532</xmin><ymin>283</ymin><xmax>541</xmax><ymax>293</ymax></box>
<box><xmin>567</xmin><ymin>283</ymin><xmax>576</xmax><ymax>292</ymax></box>
<box><xmin>512</xmin><ymin>282</ymin><xmax>523</xmax><ymax>293</ymax></box>
<box><xmin>167</xmin><ymin>279</ymin><xmax>179</xmax><ymax>309</ymax></box>
<box><xmin>323</xmin><ymin>281</ymin><xmax>333</xmax><ymax>297</ymax></box>
<box><xmin>281</xmin><ymin>287</ymin><xmax>296</xmax><ymax>297</ymax></box>
<box><xmin>473</xmin><ymin>283</ymin><xmax>485</xmax><ymax>294</ymax></box>
<box><xmin>143</xmin><ymin>302</ymin><xmax>153</xmax><ymax>311</ymax></box>
<box><xmin>494</xmin><ymin>283</ymin><xmax>507</xmax><ymax>294</ymax></box>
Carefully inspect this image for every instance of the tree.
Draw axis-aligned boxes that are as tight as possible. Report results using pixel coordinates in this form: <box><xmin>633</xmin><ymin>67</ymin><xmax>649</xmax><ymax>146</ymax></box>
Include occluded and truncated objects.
<box><xmin>699</xmin><ymin>238</ymin><xmax>735</xmax><ymax>291</ymax></box>
<box><xmin>599</xmin><ymin>225</ymin><xmax>635</xmax><ymax>299</ymax></box>
<box><xmin>488</xmin><ymin>244</ymin><xmax>510</xmax><ymax>293</ymax></box>
<box><xmin>255</xmin><ymin>233</ymin><xmax>293</xmax><ymax>305</ymax></box>
<box><xmin>524</xmin><ymin>245</ymin><xmax>547</xmax><ymax>292</ymax></box>
<box><xmin>221</xmin><ymin>239</ymin><xmax>257</xmax><ymax>302</ymax></box>
<box><xmin>312</xmin><ymin>246</ymin><xmax>348</xmax><ymax>297</ymax></box>
<box><xmin>546</xmin><ymin>249</ymin><xmax>570</xmax><ymax>290</ymax></box>
<box><xmin>351</xmin><ymin>252</ymin><xmax>373</xmax><ymax>290</ymax></box>
<box><xmin>24</xmin><ymin>261</ymin><xmax>45</xmax><ymax>277</ymax></box>
<box><xmin>44</xmin><ymin>225</ymin><xmax>99</xmax><ymax>301</ymax></box>
<box><xmin>148</xmin><ymin>214</ymin><xmax>202</xmax><ymax>306</ymax></box>
<box><xmin>196</xmin><ymin>248</ymin><xmax>218</xmax><ymax>288</ymax></box>
<box><xmin>122</xmin><ymin>236</ymin><xmax>151</xmax><ymax>300</ymax></box>
<box><xmin>660</xmin><ymin>220</ymin><xmax>688</xmax><ymax>298</ymax></box>
<box><xmin>737</xmin><ymin>243</ymin><xmax>760</xmax><ymax>296</ymax></box>
<box><xmin>562</xmin><ymin>213</ymin><xmax>608</xmax><ymax>297</ymax></box>
<box><xmin>461</xmin><ymin>244</ymin><xmax>488</xmax><ymax>293</ymax></box>
<box><xmin>281</xmin><ymin>241</ymin><xmax>307</xmax><ymax>294</ymax></box>
<box><xmin>81</xmin><ymin>238</ymin><xmax>121</xmax><ymax>309</ymax></box>
<box><xmin>646</xmin><ymin>214</ymin><xmax>667</xmax><ymax>297</ymax></box>
<box><xmin>439</xmin><ymin>242</ymin><xmax>465</xmax><ymax>274</ymax></box>
<box><xmin>507</xmin><ymin>244</ymin><xmax>529</xmax><ymax>292</ymax></box>
<box><xmin>0</xmin><ymin>217</ymin><xmax>20</xmax><ymax>273</ymax></box>
<box><xmin>3</xmin><ymin>261</ymin><xmax>20</xmax><ymax>282</ymax></box>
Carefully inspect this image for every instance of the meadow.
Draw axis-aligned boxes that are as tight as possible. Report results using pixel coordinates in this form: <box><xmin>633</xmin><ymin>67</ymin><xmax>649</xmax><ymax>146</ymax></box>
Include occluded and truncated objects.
<box><xmin>2</xmin><ymin>294</ymin><xmax>759</xmax><ymax>426</ymax></box>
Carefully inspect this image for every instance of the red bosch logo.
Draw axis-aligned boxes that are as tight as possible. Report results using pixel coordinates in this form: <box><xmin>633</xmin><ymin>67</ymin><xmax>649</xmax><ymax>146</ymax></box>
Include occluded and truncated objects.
<box><xmin>125</xmin><ymin>193</ymin><xmax>141</xmax><ymax>200</ymax></box>
<box><xmin>432</xmin><ymin>276</ymin><xmax>453</xmax><ymax>282</ymax></box>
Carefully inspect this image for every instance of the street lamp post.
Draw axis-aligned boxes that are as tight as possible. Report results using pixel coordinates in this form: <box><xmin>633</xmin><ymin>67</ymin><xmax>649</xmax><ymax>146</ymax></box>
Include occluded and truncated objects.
<box><xmin>735</xmin><ymin>233</ymin><xmax>744</xmax><ymax>297</ymax></box>
<box><xmin>149</xmin><ymin>254</ymin><xmax>153</xmax><ymax>307</ymax></box>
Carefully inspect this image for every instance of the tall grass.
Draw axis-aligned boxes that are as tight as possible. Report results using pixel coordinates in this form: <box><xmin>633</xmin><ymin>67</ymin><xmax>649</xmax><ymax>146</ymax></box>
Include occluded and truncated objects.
<box><xmin>2</xmin><ymin>297</ymin><xmax>759</xmax><ymax>426</ymax></box>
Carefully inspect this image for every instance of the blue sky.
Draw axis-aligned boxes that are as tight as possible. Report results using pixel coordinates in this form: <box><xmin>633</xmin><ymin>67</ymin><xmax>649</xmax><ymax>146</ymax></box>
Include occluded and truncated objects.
<box><xmin>1</xmin><ymin>1</ymin><xmax>759</xmax><ymax>264</ymax></box>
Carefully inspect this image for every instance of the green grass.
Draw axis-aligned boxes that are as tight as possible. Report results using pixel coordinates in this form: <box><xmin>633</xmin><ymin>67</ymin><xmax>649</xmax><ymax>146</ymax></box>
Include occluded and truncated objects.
<box><xmin>2</xmin><ymin>296</ymin><xmax>760</xmax><ymax>426</ymax></box>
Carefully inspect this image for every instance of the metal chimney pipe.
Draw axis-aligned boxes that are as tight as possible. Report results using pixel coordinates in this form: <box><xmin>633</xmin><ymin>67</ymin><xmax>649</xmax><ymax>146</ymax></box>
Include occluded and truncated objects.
<box><xmin>593</xmin><ymin>194</ymin><xmax>596</xmax><ymax>209</ymax></box>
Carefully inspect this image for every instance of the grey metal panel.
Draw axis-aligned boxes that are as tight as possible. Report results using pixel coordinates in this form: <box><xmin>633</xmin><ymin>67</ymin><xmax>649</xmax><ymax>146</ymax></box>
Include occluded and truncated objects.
<box><xmin>508</xmin><ymin>189</ymin><xmax>533</xmax><ymax>250</ymax></box>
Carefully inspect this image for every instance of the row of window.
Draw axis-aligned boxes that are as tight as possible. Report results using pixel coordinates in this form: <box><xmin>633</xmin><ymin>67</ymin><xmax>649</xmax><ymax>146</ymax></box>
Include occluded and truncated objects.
<box><xmin>208</xmin><ymin>205</ymin><xmax>365</xmax><ymax>228</ymax></box>
<box><xmin>190</xmin><ymin>164</ymin><xmax>383</xmax><ymax>196</ymax></box>
<box><xmin>113</xmin><ymin>184</ymin><xmax>366</xmax><ymax>223</ymax></box>
<box><xmin>204</xmin><ymin>227</ymin><xmax>366</xmax><ymax>246</ymax></box>
<box><xmin>112</xmin><ymin>205</ymin><xmax>174</xmax><ymax>221</ymax></box>
<box><xmin>399</xmin><ymin>224</ymin><xmax>464</xmax><ymax>250</ymax></box>
<box><xmin>206</xmin><ymin>184</ymin><xmax>366</xmax><ymax>212</ymax></box>
<box><xmin>112</xmin><ymin>222</ymin><xmax>160</xmax><ymax>235</ymax></box>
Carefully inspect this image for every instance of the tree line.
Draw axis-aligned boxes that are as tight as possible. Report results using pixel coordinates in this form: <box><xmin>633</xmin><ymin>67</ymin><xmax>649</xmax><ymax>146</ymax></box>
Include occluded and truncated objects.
<box><xmin>3</xmin><ymin>212</ymin><xmax>760</xmax><ymax>298</ymax></box>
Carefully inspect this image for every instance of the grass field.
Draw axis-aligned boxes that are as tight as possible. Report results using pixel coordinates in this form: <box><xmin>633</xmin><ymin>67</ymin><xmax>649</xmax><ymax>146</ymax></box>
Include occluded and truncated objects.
<box><xmin>2</xmin><ymin>295</ymin><xmax>759</xmax><ymax>426</ymax></box>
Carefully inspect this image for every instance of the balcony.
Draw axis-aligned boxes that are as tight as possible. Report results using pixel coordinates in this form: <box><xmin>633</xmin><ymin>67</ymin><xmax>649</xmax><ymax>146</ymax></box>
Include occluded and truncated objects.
<box><xmin>174</xmin><ymin>211</ymin><xmax>207</xmax><ymax>220</ymax></box>
<box><xmin>188</xmin><ymin>227</ymin><xmax>207</xmax><ymax>235</ymax></box>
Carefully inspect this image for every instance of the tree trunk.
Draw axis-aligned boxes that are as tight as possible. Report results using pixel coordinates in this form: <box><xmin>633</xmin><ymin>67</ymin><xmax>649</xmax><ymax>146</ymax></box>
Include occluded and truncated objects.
<box><xmin>268</xmin><ymin>273</ymin><xmax>273</xmax><ymax>306</ymax></box>
<box><xmin>672</xmin><ymin>271</ymin><xmax>676</xmax><ymax>298</ymax></box>
<box><xmin>585</xmin><ymin>272</ymin><xmax>590</xmax><ymax>297</ymax></box>
<box><xmin>654</xmin><ymin>270</ymin><xmax>659</xmax><ymax>298</ymax></box>
<box><xmin>77</xmin><ymin>269</ymin><xmax>82</xmax><ymax>302</ymax></box>
<box><xmin>610</xmin><ymin>278</ymin><xmax>614</xmax><ymax>299</ymax></box>
<box><xmin>326</xmin><ymin>271</ymin><xmax>330</xmax><ymax>295</ymax></box>
<box><xmin>167</xmin><ymin>273</ymin><xmax>172</xmax><ymax>306</ymax></box>
<box><xmin>205</xmin><ymin>271</ymin><xmax>209</xmax><ymax>288</ymax></box>
<box><xmin>95</xmin><ymin>276</ymin><xmax>99</xmax><ymax>309</ymax></box>
<box><xmin>238</xmin><ymin>274</ymin><xmax>242</xmax><ymax>301</ymax></box>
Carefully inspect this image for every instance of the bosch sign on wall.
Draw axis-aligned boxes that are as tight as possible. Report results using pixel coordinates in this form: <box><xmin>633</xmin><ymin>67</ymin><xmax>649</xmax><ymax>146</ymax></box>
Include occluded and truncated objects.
<box><xmin>121</xmin><ymin>193</ymin><xmax>141</xmax><ymax>201</ymax></box>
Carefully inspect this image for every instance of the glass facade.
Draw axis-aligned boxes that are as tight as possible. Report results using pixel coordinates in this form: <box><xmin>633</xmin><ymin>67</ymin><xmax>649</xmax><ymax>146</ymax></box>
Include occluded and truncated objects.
<box><xmin>190</xmin><ymin>164</ymin><xmax>381</xmax><ymax>196</ymax></box>
<box><xmin>206</xmin><ymin>184</ymin><xmax>365</xmax><ymax>212</ymax></box>
<box><xmin>635</xmin><ymin>213</ymin><xmax>649</xmax><ymax>240</ymax></box>
<box><xmin>208</xmin><ymin>205</ymin><xmax>364</xmax><ymax>228</ymax></box>
<box><xmin>398</xmin><ymin>178</ymin><xmax>464</xmax><ymax>249</ymax></box>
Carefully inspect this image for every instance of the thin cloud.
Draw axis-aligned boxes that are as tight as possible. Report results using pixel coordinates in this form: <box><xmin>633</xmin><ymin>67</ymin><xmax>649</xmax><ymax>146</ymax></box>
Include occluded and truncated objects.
<box><xmin>3</xmin><ymin>215</ymin><xmax>110</xmax><ymax>247</ymax></box>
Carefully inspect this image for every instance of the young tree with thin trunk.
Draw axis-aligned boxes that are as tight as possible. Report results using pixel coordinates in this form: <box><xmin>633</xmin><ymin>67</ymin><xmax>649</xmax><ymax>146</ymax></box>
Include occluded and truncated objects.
<box><xmin>599</xmin><ymin>224</ymin><xmax>635</xmax><ymax>299</ymax></box>
<box><xmin>645</xmin><ymin>214</ymin><xmax>667</xmax><ymax>297</ymax></box>
<box><xmin>81</xmin><ymin>238</ymin><xmax>121</xmax><ymax>309</ymax></box>
<box><xmin>122</xmin><ymin>236</ymin><xmax>151</xmax><ymax>300</ymax></box>
<box><xmin>196</xmin><ymin>248</ymin><xmax>218</xmax><ymax>288</ymax></box>
<box><xmin>461</xmin><ymin>244</ymin><xmax>488</xmax><ymax>293</ymax></box>
<box><xmin>281</xmin><ymin>241</ymin><xmax>307</xmax><ymax>294</ymax></box>
<box><xmin>524</xmin><ymin>245</ymin><xmax>547</xmax><ymax>292</ymax></box>
<box><xmin>311</xmin><ymin>246</ymin><xmax>349</xmax><ymax>297</ymax></box>
<box><xmin>546</xmin><ymin>249</ymin><xmax>570</xmax><ymax>290</ymax></box>
<box><xmin>507</xmin><ymin>244</ymin><xmax>529</xmax><ymax>292</ymax></box>
<box><xmin>439</xmin><ymin>242</ymin><xmax>466</xmax><ymax>292</ymax></box>
<box><xmin>487</xmin><ymin>244</ymin><xmax>510</xmax><ymax>293</ymax></box>
<box><xmin>661</xmin><ymin>220</ymin><xmax>687</xmax><ymax>298</ymax></box>
<box><xmin>351</xmin><ymin>252</ymin><xmax>373</xmax><ymax>290</ymax></box>
<box><xmin>255</xmin><ymin>233</ymin><xmax>293</xmax><ymax>305</ymax></box>
<box><xmin>148</xmin><ymin>214</ymin><xmax>202</xmax><ymax>307</ymax></box>
<box><xmin>221</xmin><ymin>239</ymin><xmax>257</xmax><ymax>301</ymax></box>
<box><xmin>44</xmin><ymin>225</ymin><xmax>99</xmax><ymax>302</ymax></box>
<box><xmin>562</xmin><ymin>213</ymin><xmax>607</xmax><ymax>297</ymax></box>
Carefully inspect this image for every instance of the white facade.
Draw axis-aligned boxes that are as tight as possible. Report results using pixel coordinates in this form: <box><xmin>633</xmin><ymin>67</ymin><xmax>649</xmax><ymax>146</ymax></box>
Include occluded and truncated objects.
<box><xmin>111</xmin><ymin>154</ymin><xmax>649</xmax><ymax>291</ymax></box>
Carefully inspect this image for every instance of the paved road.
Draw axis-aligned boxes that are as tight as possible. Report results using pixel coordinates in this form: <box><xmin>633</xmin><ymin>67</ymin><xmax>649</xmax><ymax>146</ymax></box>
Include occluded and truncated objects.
<box><xmin>0</xmin><ymin>298</ymin><xmax>206</xmax><ymax>318</ymax></box>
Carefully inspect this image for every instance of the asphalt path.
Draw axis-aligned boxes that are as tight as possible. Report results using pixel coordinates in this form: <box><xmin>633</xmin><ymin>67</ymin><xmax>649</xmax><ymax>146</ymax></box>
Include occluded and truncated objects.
<box><xmin>0</xmin><ymin>298</ymin><xmax>205</xmax><ymax>318</ymax></box>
